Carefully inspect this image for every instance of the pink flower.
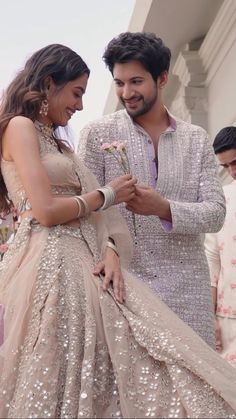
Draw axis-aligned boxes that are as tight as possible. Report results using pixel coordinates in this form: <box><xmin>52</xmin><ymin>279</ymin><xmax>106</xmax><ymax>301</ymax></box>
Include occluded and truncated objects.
<box><xmin>0</xmin><ymin>243</ymin><xmax>8</xmax><ymax>253</ymax></box>
<box><xmin>117</xmin><ymin>142</ymin><xmax>126</xmax><ymax>151</ymax></box>
<box><xmin>100</xmin><ymin>140</ymin><xmax>135</xmax><ymax>233</ymax></box>
<box><xmin>101</xmin><ymin>143</ymin><xmax>112</xmax><ymax>151</ymax></box>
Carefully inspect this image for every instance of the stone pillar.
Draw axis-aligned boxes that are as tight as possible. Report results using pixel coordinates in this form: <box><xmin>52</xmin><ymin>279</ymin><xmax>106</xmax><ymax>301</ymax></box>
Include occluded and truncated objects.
<box><xmin>170</xmin><ymin>40</ymin><xmax>208</xmax><ymax>130</ymax></box>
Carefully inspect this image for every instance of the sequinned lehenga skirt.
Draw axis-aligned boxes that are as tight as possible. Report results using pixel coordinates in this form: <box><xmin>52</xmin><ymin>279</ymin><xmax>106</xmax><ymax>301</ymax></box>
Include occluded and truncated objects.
<box><xmin>0</xmin><ymin>219</ymin><xmax>236</xmax><ymax>418</ymax></box>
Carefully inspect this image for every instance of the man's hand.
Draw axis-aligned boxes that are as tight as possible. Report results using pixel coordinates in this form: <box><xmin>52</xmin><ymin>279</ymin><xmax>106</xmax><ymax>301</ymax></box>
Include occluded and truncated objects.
<box><xmin>126</xmin><ymin>185</ymin><xmax>172</xmax><ymax>221</ymax></box>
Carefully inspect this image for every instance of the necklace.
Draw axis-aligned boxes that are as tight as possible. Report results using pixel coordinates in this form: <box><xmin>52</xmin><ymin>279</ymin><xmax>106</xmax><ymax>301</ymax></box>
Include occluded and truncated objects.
<box><xmin>34</xmin><ymin>120</ymin><xmax>58</xmax><ymax>148</ymax></box>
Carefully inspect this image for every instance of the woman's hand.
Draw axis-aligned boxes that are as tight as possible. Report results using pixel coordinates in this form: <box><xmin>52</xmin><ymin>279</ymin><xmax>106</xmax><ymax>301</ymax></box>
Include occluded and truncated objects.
<box><xmin>93</xmin><ymin>247</ymin><xmax>125</xmax><ymax>304</ymax></box>
<box><xmin>109</xmin><ymin>174</ymin><xmax>137</xmax><ymax>204</ymax></box>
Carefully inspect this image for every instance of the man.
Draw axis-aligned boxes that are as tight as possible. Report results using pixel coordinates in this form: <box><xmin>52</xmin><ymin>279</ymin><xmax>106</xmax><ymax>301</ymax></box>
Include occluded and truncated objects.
<box><xmin>78</xmin><ymin>32</ymin><xmax>225</xmax><ymax>346</ymax></box>
<box><xmin>205</xmin><ymin>126</ymin><xmax>236</xmax><ymax>364</ymax></box>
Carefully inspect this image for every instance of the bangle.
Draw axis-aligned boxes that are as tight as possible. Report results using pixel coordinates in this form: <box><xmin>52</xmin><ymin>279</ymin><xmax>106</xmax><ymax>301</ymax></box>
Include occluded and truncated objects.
<box><xmin>73</xmin><ymin>196</ymin><xmax>90</xmax><ymax>218</ymax></box>
<box><xmin>73</xmin><ymin>196</ymin><xmax>82</xmax><ymax>218</ymax></box>
<box><xmin>96</xmin><ymin>185</ymin><xmax>116</xmax><ymax>210</ymax></box>
<box><xmin>106</xmin><ymin>240</ymin><xmax>119</xmax><ymax>256</ymax></box>
<box><xmin>76</xmin><ymin>196</ymin><xmax>90</xmax><ymax>216</ymax></box>
<box><xmin>108</xmin><ymin>237</ymin><xmax>115</xmax><ymax>245</ymax></box>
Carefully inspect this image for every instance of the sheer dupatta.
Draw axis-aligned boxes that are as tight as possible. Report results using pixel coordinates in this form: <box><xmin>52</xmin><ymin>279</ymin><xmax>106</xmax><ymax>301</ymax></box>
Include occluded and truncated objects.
<box><xmin>0</xmin><ymin>305</ymin><xmax>4</xmax><ymax>346</ymax></box>
<box><xmin>71</xmin><ymin>153</ymin><xmax>133</xmax><ymax>267</ymax></box>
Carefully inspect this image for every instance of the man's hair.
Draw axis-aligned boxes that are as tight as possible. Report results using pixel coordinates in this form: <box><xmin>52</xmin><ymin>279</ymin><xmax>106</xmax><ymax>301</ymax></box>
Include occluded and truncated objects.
<box><xmin>103</xmin><ymin>32</ymin><xmax>171</xmax><ymax>81</ymax></box>
<box><xmin>213</xmin><ymin>126</ymin><xmax>236</xmax><ymax>154</ymax></box>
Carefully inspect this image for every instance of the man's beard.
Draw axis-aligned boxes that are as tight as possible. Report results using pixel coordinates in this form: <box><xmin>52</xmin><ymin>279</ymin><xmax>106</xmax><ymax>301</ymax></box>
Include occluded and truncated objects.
<box><xmin>121</xmin><ymin>90</ymin><xmax>157</xmax><ymax>118</ymax></box>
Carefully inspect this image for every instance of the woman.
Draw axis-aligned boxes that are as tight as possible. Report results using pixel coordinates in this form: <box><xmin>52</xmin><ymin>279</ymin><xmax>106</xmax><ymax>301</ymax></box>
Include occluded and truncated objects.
<box><xmin>0</xmin><ymin>44</ymin><xmax>236</xmax><ymax>419</ymax></box>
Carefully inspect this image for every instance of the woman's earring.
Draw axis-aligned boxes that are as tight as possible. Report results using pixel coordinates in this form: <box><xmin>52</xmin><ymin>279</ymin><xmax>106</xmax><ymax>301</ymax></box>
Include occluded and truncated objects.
<box><xmin>39</xmin><ymin>99</ymin><xmax>49</xmax><ymax>116</ymax></box>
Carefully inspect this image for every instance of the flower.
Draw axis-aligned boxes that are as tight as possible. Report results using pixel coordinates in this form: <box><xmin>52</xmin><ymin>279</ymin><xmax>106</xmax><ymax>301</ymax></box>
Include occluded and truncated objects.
<box><xmin>117</xmin><ymin>142</ymin><xmax>126</xmax><ymax>152</ymax></box>
<box><xmin>0</xmin><ymin>243</ymin><xmax>8</xmax><ymax>261</ymax></box>
<box><xmin>101</xmin><ymin>143</ymin><xmax>112</xmax><ymax>151</ymax></box>
<box><xmin>101</xmin><ymin>141</ymin><xmax>130</xmax><ymax>174</ymax></box>
<box><xmin>100</xmin><ymin>140</ymin><xmax>136</xmax><ymax>236</ymax></box>
<box><xmin>0</xmin><ymin>244</ymin><xmax>8</xmax><ymax>253</ymax></box>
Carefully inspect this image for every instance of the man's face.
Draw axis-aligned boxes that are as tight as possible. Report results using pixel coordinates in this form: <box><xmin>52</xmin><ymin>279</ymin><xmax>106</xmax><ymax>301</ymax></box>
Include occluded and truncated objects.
<box><xmin>217</xmin><ymin>148</ymin><xmax>236</xmax><ymax>180</ymax></box>
<box><xmin>113</xmin><ymin>60</ymin><xmax>161</xmax><ymax>118</ymax></box>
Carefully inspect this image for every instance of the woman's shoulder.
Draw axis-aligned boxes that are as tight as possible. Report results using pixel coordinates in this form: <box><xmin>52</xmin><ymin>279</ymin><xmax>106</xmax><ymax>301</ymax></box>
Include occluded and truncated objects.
<box><xmin>3</xmin><ymin>116</ymin><xmax>39</xmax><ymax>158</ymax></box>
<box><xmin>6</xmin><ymin>116</ymin><xmax>35</xmax><ymax>132</ymax></box>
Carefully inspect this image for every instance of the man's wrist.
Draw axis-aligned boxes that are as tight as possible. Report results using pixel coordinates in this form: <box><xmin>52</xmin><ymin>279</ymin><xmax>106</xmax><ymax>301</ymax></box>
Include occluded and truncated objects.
<box><xmin>154</xmin><ymin>196</ymin><xmax>172</xmax><ymax>221</ymax></box>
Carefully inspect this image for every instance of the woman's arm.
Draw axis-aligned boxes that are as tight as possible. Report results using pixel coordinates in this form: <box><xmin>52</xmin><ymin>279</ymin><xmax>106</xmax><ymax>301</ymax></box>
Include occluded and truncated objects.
<box><xmin>3</xmin><ymin>117</ymin><xmax>136</xmax><ymax>226</ymax></box>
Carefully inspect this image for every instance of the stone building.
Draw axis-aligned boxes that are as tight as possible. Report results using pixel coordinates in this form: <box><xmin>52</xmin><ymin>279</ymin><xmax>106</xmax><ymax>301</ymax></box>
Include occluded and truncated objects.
<box><xmin>104</xmin><ymin>0</ymin><xmax>236</xmax><ymax>182</ymax></box>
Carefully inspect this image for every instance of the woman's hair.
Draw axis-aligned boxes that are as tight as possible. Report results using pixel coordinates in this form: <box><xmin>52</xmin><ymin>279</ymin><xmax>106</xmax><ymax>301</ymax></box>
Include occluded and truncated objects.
<box><xmin>103</xmin><ymin>32</ymin><xmax>171</xmax><ymax>81</ymax></box>
<box><xmin>0</xmin><ymin>44</ymin><xmax>90</xmax><ymax>214</ymax></box>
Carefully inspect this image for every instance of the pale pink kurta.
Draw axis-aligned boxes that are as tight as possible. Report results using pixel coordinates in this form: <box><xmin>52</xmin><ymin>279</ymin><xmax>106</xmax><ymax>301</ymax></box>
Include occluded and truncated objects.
<box><xmin>205</xmin><ymin>181</ymin><xmax>236</xmax><ymax>365</ymax></box>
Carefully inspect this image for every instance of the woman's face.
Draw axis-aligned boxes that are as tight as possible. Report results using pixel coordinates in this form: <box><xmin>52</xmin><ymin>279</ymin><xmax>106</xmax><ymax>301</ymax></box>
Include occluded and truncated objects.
<box><xmin>44</xmin><ymin>73</ymin><xmax>88</xmax><ymax>126</ymax></box>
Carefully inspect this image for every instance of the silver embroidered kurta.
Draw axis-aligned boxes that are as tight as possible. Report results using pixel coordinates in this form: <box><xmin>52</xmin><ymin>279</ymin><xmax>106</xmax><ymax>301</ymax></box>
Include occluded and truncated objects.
<box><xmin>78</xmin><ymin>110</ymin><xmax>226</xmax><ymax>347</ymax></box>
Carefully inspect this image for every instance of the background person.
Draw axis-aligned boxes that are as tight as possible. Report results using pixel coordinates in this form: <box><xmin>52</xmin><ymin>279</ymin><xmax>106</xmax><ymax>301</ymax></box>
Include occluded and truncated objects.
<box><xmin>205</xmin><ymin>126</ymin><xmax>236</xmax><ymax>367</ymax></box>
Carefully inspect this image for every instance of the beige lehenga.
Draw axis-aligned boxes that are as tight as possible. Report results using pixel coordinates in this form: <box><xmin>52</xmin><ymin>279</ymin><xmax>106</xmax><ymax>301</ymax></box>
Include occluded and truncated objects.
<box><xmin>0</xmin><ymin>122</ymin><xmax>236</xmax><ymax>419</ymax></box>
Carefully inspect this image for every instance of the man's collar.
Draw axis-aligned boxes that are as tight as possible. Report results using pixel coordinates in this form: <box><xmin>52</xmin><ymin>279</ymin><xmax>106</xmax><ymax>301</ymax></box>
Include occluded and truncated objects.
<box><xmin>123</xmin><ymin>106</ymin><xmax>177</xmax><ymax>134</ymax></box>
<box><xmin>165</xmin><ymin>107</ymin><xmax>177</xmax><ymax>133</ymax></box>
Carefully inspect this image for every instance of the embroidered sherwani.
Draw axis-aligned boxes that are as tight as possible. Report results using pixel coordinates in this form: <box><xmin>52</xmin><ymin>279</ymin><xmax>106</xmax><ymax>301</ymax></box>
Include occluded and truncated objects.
<box><xmin>205</xmin><ymin>181</ymin><xmax>236</xmax><ymax>365</ymax></box>
<box><xmin>78</xmin><ymin>109</ymin><xmax>226</xmax><ymax>347</ymax></box>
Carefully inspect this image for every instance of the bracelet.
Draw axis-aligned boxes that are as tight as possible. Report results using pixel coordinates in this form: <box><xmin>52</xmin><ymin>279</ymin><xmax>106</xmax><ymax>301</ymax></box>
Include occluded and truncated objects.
<box><xmin>73</xmin><ymin>196</ymin><xmax>90</xmax><ymax>218</ymax></box>
<box><xmin>108</xmin><ymin>237</ymin><xmax>115</xmax><ymax>245</ymax></box>
<box><xmin>73</xmin><ymin>196</ymin><xmax>82</xmax><ymax>218</ymax></box>
<box><xmin>76</xmin><ymin>195</ymin><xmax>90</xmax><ymax>216</ymax></box>
<box><xmin>96</xmin><ymin>185</ymin><xmax>116</xmax><ymax>210</ymax></box>
<box><xmin>106</xmin><ymin>240</ymin><xmax>119</xmax><ymax>256</ymax></box>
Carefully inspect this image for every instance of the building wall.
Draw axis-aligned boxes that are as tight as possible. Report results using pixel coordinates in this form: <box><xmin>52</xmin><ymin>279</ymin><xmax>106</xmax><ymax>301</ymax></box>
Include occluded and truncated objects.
<box><xmin>104</xmin><ymin>0</ymin><xmax>236</xmax><ymax>182</ymax></box>
<box><xmin>171</xmin><ymin>0</ymin><xmax>236</xmax><ymax>139</ymax></box>
<box><xmin>104</xmin><ymin>0</ymin><xmax>224</xmax><ymax>119</ymax></box>
<box><xmin>207</xmin><ymin>29</ymin><xmax>236</xmax><ymax>139</ymax></box>
<box><xmin>207</xmin><ymin>34</ymin><xmax>236</xmax><ymax>183</ymax></box>
<box><xmin>169</xmin><ymin>0</ymin><xmax>236</xmax><ymax>183</ymax></box>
